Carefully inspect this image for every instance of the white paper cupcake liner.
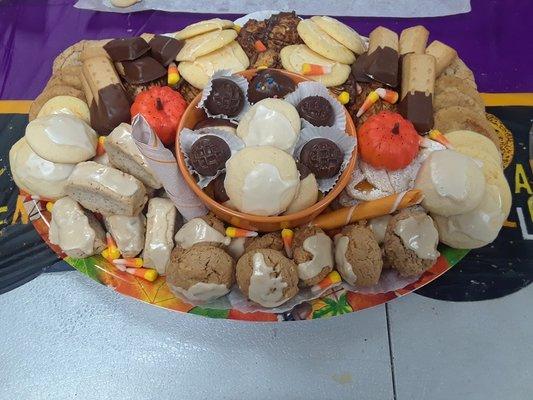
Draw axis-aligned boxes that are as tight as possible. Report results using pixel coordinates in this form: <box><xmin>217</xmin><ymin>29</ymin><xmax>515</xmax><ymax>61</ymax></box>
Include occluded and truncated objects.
<box><xmin>197</xmin><ymin>69</ymin><xmax>251</xmax><ymax>123</ymax></box>
<box><xmin>285</xmin><ymin>81</ymin><xmax>347</xmax><ymax>131</ymax></box>
<box><xmin>294</xmin><ymin>126</ymin><xmax>357</xmax><ymax>193</ymax></box>
<box><xmin>179</xmin><ymin>128</ymin><xmax>245</xmax><ymax>188</ymax></box>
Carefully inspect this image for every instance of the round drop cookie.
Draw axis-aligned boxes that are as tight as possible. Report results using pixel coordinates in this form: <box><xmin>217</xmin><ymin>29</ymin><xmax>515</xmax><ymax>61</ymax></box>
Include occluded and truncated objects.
<box><xmin>36</xmin><ymin>95</ymin><xmax>91</xmax><ymax>124</ymax></box>
<box><xmin>25</xmin><ymin>114</ymin><xmax>97</xmax><ymax>163</ymax></box>
<box><xmin>444</xmin><ymin>130</ymin><xmax>502</xmax><ymax>166</ymax></box>
<box><xmin>292</xmin><ymin>226</ymin><xmax>334</xmax><ymax>287</ymax></box>
<box><xmin>174</xmin><ymin>214</ymin><xmax>230</xmax><ymax>250</ymax></box>
<box><xmin>175</xmin><ymin>29</ymin><xmax>238</xmax><ymax>62</ymax></box>
<box><xmin>236</xmin><ymin>248</ymin><xmax>299</xmax><ymax>308</ymax></box>
<box><xmin>175</xmin><ymin>18</ymin><xmax>235</xmax><ymax>40</ymax></box>
<box><xmin>310</xmin><ymin>16</ymin><xmax>365</xmax><ymax>55</ymax></box>
<box><xmin>434</xmin><ymin>88</ymin><xmax>485</xmax><ymax>115</ymax></box>
<box><xmin>435</xmin><ymin>76</ymin><xmax>484</xmax><ymax>108</ymax></box>
<box><xmin>244</xmin><ymin>232</ymin><xmax>284</xmax><ymax>253</ymax></box>
<box><xmin>167</xmin><ymin>245</ymin><xmax>235</xmax><ymax>303</ymax></box>
<box><xmin>383</xmin><ymin>209</ymin><xmax>439</xmax><ymax>277</ymax></box>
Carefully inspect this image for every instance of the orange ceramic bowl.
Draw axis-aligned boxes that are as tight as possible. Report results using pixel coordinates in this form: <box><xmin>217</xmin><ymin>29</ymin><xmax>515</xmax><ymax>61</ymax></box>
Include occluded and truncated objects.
<box><xmin>176</xmin><ymin>69</ymin><xmax>357</xmax><ymax>232</ymax></box>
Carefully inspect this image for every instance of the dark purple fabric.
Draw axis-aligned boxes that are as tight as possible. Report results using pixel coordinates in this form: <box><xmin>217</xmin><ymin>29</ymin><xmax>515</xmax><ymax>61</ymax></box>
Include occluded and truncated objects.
<box><xmin>0</xmin><ymin>0</ymin><xmax>532</xmax><ymax>100</ymax></box>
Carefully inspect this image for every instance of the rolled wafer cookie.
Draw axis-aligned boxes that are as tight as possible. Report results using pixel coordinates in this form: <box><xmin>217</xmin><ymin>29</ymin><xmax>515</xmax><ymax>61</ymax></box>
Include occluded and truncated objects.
<box><xmin>399</xmin><ymin>25</ymin><xmax>429</xmax><ymax>55</ymax></box>
<box><xmin>425</xmin><ymin>40</ymin><xmax>458</xmax><ymax>76</ymax></box>
<box><xmin>366</xmin><ymin>27</ymin><xmax>399</xmax><ymax>87</ymax></box>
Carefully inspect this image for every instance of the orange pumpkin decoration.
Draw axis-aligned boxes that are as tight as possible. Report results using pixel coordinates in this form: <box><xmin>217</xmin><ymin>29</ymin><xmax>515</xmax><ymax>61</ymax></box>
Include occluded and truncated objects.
<box><xmin>130</xmin><ymin>86</ymin><xmax>187</xmax><ymax>146</ymax></box>
<box><xmin>358</xmin><ymin>111</ymin><xmax>420</xmax><ymax>170</ymax></box>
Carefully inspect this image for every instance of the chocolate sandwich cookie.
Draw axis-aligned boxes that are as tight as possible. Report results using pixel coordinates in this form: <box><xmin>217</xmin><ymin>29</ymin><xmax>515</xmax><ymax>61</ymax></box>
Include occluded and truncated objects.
<box><xmin>205</xmin><ymin>78</ymin><xmax>245</xmax><ymax>118</ymax></box>
<box><xmin>189</xmin><ymin>135</ymin><xmax>231</xmax><ymax>176</ymax></box>
<box><xmin>212</xmin><ymin>173</ymin><xmax>229</xmax><ymax>203</ymax></box>
<box><xmin>296</xmin><ymin>96</ymin><xmax>334</xmax><ymax>127</ymax></box>
<box><xmin>248</xmin><ymin>69</ymin><xmax>296</xmax><ymax>104</ymax></box>
<box><xmin>120</xmin><ymin>56</ymin><xmax>166</xmax><ymax>84</ymax></box>
<box><xmin>148</xmin><ymin>35</ymin><xmax>184</xmax><ymax>66</ymax></box>
<box><xmin>299</xmin><ymin>138</ymin><xmax>343</xmax><ymax>179</ymax></box>
<box><xmin>104</xmin><ymin>37</ymin><xmax>150</xmax><ymax>62</ymax></box>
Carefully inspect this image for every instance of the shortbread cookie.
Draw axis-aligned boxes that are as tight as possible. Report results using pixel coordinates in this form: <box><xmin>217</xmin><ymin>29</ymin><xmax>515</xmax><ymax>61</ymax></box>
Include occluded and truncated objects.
<box><xmin>310</xmin><ymin>16</ymin><xmax>365</xmax><ymax>55</ymax></box>
<box><xmin>297</xmin><ymin>19</ymin><xmax>355</xmax><ymax>64</ymax></box>
<box><xmin>176</xmin><ymin>29</ymin><xmax>237</xmax><ymax>62</ymax></box>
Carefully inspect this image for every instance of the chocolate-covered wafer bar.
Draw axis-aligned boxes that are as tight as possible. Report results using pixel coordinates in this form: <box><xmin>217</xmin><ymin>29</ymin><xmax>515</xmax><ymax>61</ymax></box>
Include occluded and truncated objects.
<box><xmin>425</xmin><ymin>40</ymin><xmax>458</xmax><ymax>76</ymax></box>
<box><xmin>398</xmin><ymin>53</ymin><xmax>436</xmax><ymax>133</ymax></box>
<box><xmin>81</xmin><ymin>56</ymin><xmax>131</xmax><ymax>134</ymax></box>
<box><xmin>119</xmin><ymin>56</ymin><xmax>166</xmax><ymax>84</ymax></box>
<box><xmin>365</xmin><ymin>27</ymin><xmax>399</xmax><ymax>87</ymax></box>
<box><xmin>149</xmin><ymin>35</ymin><xmax>184</xmax><ymax>66</ymax></box>
<box><xmin>399</xmin><ymin>25</ymin><xmax>429</xmax><ymax>55</ymax></box>
<box><xmin>104</xmin><ymin>37</ymin><xmax>150</xmax><ymax>62</ymax></box>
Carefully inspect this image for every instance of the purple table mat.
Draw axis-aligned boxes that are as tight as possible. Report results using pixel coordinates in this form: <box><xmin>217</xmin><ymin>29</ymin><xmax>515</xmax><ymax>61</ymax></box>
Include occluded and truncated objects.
<box><xmin>1</xmin><ymin>0</ymin><xmax>532</xmax><ymax>100</ymax></box>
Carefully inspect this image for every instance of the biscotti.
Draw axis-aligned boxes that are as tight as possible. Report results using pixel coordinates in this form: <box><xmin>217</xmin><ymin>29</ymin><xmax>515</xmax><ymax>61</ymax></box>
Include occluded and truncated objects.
<box><xmin>143</xmin><ymin>197</ymin><xmax>176</xmax><ymax>275</ymax></box>
<box><xmin>104</xmin><ymin>214</ymin><xmax>146</xmax><ymax>258</ymax></box>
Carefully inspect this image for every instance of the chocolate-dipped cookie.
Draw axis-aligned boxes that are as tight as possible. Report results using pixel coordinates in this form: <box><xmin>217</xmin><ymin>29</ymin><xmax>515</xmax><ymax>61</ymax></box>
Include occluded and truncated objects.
<box><xmin>300</xmin><ymin>138</ymin><xmax>343</xmax><ymax>179</ymax></box>
<box><xmin>104</xmin><ymin>37</ymin><xmax>150</xmax><ymax>62</ymax></box>
<box><xmin>296</xmin><ymin>96</ymin><xmax>335</xmax><ymax>127</ymax></box>
<box><xmin>212</xmin><ymin>173</ymin><xmax>229</xmax><ymax>203</ymax></box>
<box><xmin>189</xmin><ymin>135</ymin><xmax>231</xmax><ymax>176</ymax></box>
<box><xmin>120</xmin><ymin>56</ymin><xmax>166</xmax><ymax>84</ymax></box>
<box><xmin>148</xmin><ymin>35</ymin><xmax>184</xmax><ymax>66</ymax></box>
<box><xmin>248</xmin><ymin>69</ymin><xmax>296</xmax><ymax>103</ymax></box>
<box><xmin>205</xmin><ymin>78</ymin><xmax>244</xmax><ymax>117</ymax></box>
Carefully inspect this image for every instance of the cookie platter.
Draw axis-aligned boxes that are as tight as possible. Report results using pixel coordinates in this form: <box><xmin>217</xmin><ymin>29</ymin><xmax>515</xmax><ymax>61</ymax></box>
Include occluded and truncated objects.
<box><xmin>9</xmin><ymin>11</ymin><xmax>510</xmax><ymax>321</ymax></box>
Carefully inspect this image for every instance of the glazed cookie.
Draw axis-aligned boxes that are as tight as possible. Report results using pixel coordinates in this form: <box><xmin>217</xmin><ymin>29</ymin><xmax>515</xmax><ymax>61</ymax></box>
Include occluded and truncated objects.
<box><xmin>435</xmin><ymin>76</ymin><xmax>483</xmax><ymax>106</ymax></box>
<box><xmin>167</xmin><ymin>245</ymin><xmax>235</xmax><ymax>303</ymax></box>
<box><xmin>29</xmin><ymin>85</ymin><xmax>86</xmax><ymax>121</ymax></box>
<box><xmin>434</xmin><ymin>88</ymin><xmax>485</xmax><ymax>115</ymax></box>
<box><xmin>175</xmin><ymin>29</ymin><xmax>238</xmax><ymax>62</ymax></box>
<box><xmin>334</xmin><ymin>224</ymin><xmax>383</xmax><ymax>287</ymax></box>
<box><xmin>383</xmin><ymin>209</ymin><xmax>439</xmax><ymax>277</ymax></box>
<box><xmin>236</xmin><ymin>248</ymin><xmax>299</xmax><ymax>308</ymax></box>
<box><xmin>244</xmin><ymin>232</ymin><xmax>284</xmax><ymax>253</ymax></box>
<box><xmin>284</xmin><ymin>171</ymin><xmax>319</xmax><ymax>215</ymax></box>
<box><xmin>280</xmin><ymin>44</ymin><xmax>351</xmax><ymax>87</ymax></box>
<box><xmin>36</xmin><ymin>95</ymin><xmax>91</xmax><ymax>124</ymax></box>
<box><xmin>434</xmin><ymin>106</ymin><xmax>499</xmax><ymax>148</ymax></box>
<box><xmin>293</xmin><ymin>226</ymin><xmax>334</xmax><ymax>287</ymax></box>
<box><xmin>442</xmin><ymin>57</ymin><xmax>476</xmax><ymax>85</ymax></box>
<box><xmin>310</xmin><ymin>16</ymin><xmax>365</xmax><ymax>55</ymax></box>
<box><xmin>174</xmin><ymin>214</ymin><xmax>230</xmax><ymax>250</ymax></box>
<box><xmin>297</xmin><ymin>19</ymin><xmax>356</xmax><ymax>64</ymax></box>
<box><xmin>175</xmin><ymin>18</ymin><xmax>235</xmax><ymax>40</ymax></box>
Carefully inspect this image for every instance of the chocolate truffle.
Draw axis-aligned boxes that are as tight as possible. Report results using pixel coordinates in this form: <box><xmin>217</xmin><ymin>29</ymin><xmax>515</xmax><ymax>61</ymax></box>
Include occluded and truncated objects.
<box><xmin>212</xmin><ymin>173</ymin><xmax>229</xmax><ymax>203</ymax></box>
<box><xmin>300</xmin><ymin>138</ymin><xmax>343</xmax><ymax>179</ymax></box>
<box><xmin>296</xmin><ymin>96</ymin><xmax>335</xmax><ymax>127</ymax></box>
<box><xmin>194</xmin><ymin>117</ymin><xmax>238</xmax><ymax>130</ymax></box>
<box><xmin>148</xmin><ymin>35</ymin><xmax>184</xmax><ymax>66</ymax></box>
<box><xmin>104</xmin><ymin>37</ymin><xmax>150</xmax><ymax>62</ymax></box>
<box><xmin>205</xmin><ymin>78</ymin><xmax>245</xmax><ymax>117</ymax></box>
<box><xmin>189</xmin><ymin>135</ymin><xmax>231</xmax><ymax>176</ymax></box>
<box><xmin>248</xmin><ymin>69</ymin><xmax>296</xmax><ymax>104</ymax></box>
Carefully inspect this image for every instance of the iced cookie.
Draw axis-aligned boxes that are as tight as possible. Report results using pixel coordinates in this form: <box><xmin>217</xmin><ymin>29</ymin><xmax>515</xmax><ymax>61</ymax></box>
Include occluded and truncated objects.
<box><xmin>29</xmin><ymin>85</ymin><xmax>86</xmax><ymax>122</ymax></box>
<box><xmin>236</xmin><ymin>248</ymin><xmax>299</xmax><ymax>308</ymax></box>
<box><xmin>293</xmin><ymin>226</ymin><xmax>334</xmax><ymax>286</ymax></box>
<box><xmin>310</xmin><ymin>16</ymin><xmax>365</xmax><ymax>55</ymax></box>
<box><xmin>104</xmin><ymin>214</ymin><xmax>146</xmax><ymax>258</ymax></box>
<box><xmin>174</xmin><ymin>215</ymin><xmax>230</xmax><ymax>250</ymax></box>
<box><xmin>244</xmin><ymin>232</ymin><xmax>284</xmax><ymax>253</ymax></box>
<box><xmin>236</xmin><ymin>98</ymin><xmax>301</xmax><ymax>151</ymax></box>
<box><xmin>49</xmin><ymin>197</ymin><xmax>106</xmax><ymax>258</ymax></box>
<box><xmin>9</xmin><ymin>138</ymin><xmax>75</xmax><ymax>200</ymax></box>
<box><xmin>175</xmin><ymin>18</ymin><xmax>235</xmax><ymax>40</ymax></box>
<box><xmin>175</xmin><ymin>29</ymin><xmax>237</xmax><ymax>62</ymax></box>
<box><xmin>383</xmin><ymin>208</ymin><xmax>439</xmax><ymax>277</ymax></box>
<box><xmin>178</xmin><ymin>41</ymin><xmax>249</xmax><ymax>89</ymax></box>
<box><xmin>444</xmin><ymin>130</ymin><xmax>502</xmax><ymax>166</ymax></box>
<box><xmin>297</xmin><ymin>19</ymin><xmax>355</xmax><ymax>64</ymax></box>
<box><xmin>224</xmin><ymin>146</ymin><xmax>299</xmax><ymax>216</ymax></box>
<box><xmin>434</xmin><ymin>88</ymin><xmax>485</xmax><ymax>115</ymax></box>
<box><xmin>334</xmin><ymin>224</ymin><xmax>383</xmax><ymax>287</ymax></box>
<box><xmin>36</xmin><ymin>95</ymin><xmax>91</xmax><ymax>124</ymax></box>
<box><xmin>434</xmin><ymin>106</ymin><xmax>498</xmax><ymax>148</ymax></box>
<box><xmin>284</xmin><ymin>168</ymin><xmax>319</xmax><ymax>215</ymax></box>
<box><xmin>167</xmin><ymin>245</ymin><xmax>234</xmax><ymax>302</ymax></box>
<box><xmin>143</xmin><ymin>197</ymin><xmax>176</xmax><ymax>275</ymax></box>
<box><xmin>414</xmin><ymin>149</ymin><xmax>486</xmax><ymax>216</ymax></box>
<box><xmin>280</xmin><ymin>44</ymin><xmax>351</xmax><ymax>87</ymax></box>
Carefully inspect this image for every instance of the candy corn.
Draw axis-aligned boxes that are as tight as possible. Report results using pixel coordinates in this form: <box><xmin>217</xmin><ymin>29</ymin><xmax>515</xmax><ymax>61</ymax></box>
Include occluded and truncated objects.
<box><xmin>428</xmin><ymin>129</ymin><xmax>453</xmax><ymax>149</ymax></box>
<box><xmin>95</xmin><ymin>136</ymin><xmax>106</xmax><ymax>156</ymax></box>
<box><xmin>113</xmin><ymin>258</ymin><xmax>143</xmax><ymax>268</ymax></box>
<box><xmin>102</xmin><ymin>233</ymin><xmax>120</xmax><ymax>261</ymax></box>
<box><xmin>311</xmin><ymin>270</ymin><xmax>342</xmax><ymax>293</ymax></box>
<box><xmin>167</xmin><ymin>62</ymin><xmax>180</xmax><ymax>86</ymax></box>
<box><xmin>254</xmin><ymin>40</ymin><xmax>267</xmax><ymax>52</ymax></box>
<box><xmin>301</xmin><ymin>63</ymin><xmax>332</xmax><ymax>76</ymax></box>
<box><xmin>46</xmin><ymin>201</ymin><xmax>54</xmax><ymax>213</ymax></box>
<box><xmin>337</xmin><ymin>91</ymin><xmax>350</xmax><ymax>105</ymax></box>
<box><xmin>281</xmin><ymin>228</ymin><xmax>294</xmax><ymax>258</ymax></box>
<box><xmin>125</xmin><ymin>267</ymin><xmax>159</xmax><ymax>282</ymax></box>
<box><xmin>375</xmin><ymin>87</ymin><xmax>399</xmax><ymax>104</ymax></box>
<box><xmin>356</xmin><ymin>90</ymin><xmax>380</xmax><ymax>117</ymax></box>
<box><xmin>226</xmin><ymin>227</ymin><xmax>258</xmax><ymax>238</ymax></box>
<box><xmin>257</xmin><ymin>65</ymin><xmax>268</xmax><ymax>70</ymax></box>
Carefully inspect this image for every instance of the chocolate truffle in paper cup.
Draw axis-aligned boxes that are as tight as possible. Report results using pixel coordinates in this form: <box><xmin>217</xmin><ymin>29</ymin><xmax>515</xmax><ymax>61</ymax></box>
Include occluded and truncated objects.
<box><xmin>179</xmin><ymin>128</ymin><xmax>244</xmax><ymax>188</ymax></box>
<box><xmin>294</xmin><ymin>126</ymin><xmax>356</xmax><ymax>193</ymax></box>
<box><xmin>198</xmin><ymin>70</ymin><xmax>250</xmax><ymax>121</ymax></box>
<box><xmin>247</xmin><ymin>69</ymin><xmax>297</xmax><ymax>104</ymax></box>
<box><xmin>236</xmin><ymin>248</ymin><xmax>299</xmax><ymax>308</ymax></box>
<box><xmin>236</xmin><ymin>98</ymin><xmax>301</xmax><ymax>152</ymax></box>
<box><xmin>285</xmin><ymin>81</ymin><xmax>347</xmax><ymax>130</ymax></box>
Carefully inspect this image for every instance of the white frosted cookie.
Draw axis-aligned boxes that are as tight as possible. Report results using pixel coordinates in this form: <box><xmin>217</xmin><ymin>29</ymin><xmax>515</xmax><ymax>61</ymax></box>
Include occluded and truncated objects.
<box><xmin>9</xmin><ymin>138</ymin><xmax>75</xmax><ymax>200</ymax></box>
<box><xmin>310</xmin><ymin>16</ymin><xmax>365</xmax><ymax>55</ymax></box>
<box><xmin>280</xmin><ymin>45</ymin><xmax>351</xmax><ymax>87</ymax></box>
<box><xmin>175</xmin><ymin>18</ymin><xmax>235</xmax><ymax>40</ymax></box>
<box><xmin>37</xmin><ymin>95</ymin><xmax>90</xmax><ymax>125</ymax></box>
<box><xmin>175</xmin><ymin>29</ymin><xmax>238</xmax><ymax>62</ymax></box>
<box><xmin>25</xmin><ymin>114</ymin><xmax>97</xmax><ymax>164</ymax></box>
<box><xmin>297</xmin><ymin>19</ymin><xmax>355</xmax><ymax>64</ymax></box>
<box><xmin>178</xmin><ymin>41</ymin><xmax>249</xmax><ymax>89</ymax></box>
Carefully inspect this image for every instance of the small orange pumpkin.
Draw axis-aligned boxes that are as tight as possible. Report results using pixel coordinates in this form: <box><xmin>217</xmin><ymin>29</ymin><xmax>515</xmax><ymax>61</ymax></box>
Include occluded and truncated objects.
<box><xmin>358</xmin><ymin>111</ymin><xmax>420</xmax><ymax>171</ymax></box>
<box><xmin>131</xmin><ymin>86</ymin><xmax>187</xmax><ymax>146</ymax></box>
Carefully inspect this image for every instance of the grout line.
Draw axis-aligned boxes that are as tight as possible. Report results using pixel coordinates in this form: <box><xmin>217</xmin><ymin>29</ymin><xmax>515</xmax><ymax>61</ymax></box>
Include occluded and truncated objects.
<box><xmin>385</xmin><ymin>303</ymin><xmax>398</xmax><ymax>400</ymax></box>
